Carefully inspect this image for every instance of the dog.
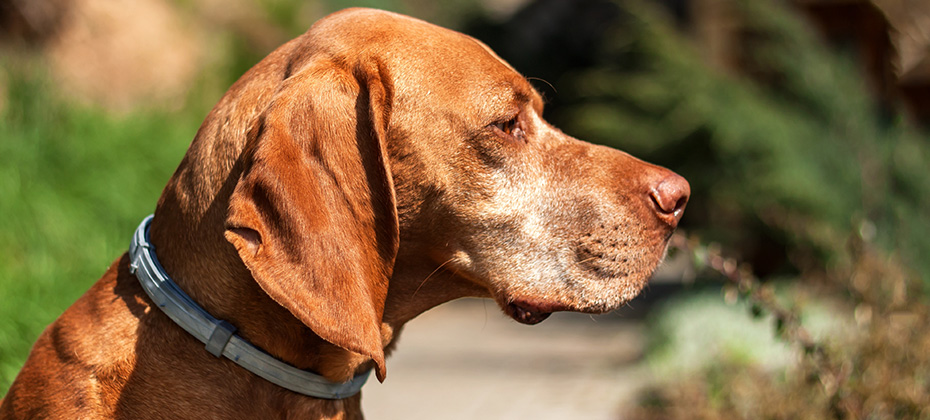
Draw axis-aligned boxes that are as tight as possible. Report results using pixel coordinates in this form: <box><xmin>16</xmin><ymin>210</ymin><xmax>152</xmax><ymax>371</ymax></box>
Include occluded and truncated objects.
<box><xmin>0</xmin><ymin>8</ymin><xmax>688</xmax><ymax>419</ymax></box>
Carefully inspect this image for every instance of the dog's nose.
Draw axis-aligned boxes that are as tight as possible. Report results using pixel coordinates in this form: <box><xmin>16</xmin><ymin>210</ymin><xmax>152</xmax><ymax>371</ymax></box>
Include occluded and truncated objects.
<box><xmin>648</xmin><ymin>172</ymin><xmax>690</xmax><ymax>227</ymax></box>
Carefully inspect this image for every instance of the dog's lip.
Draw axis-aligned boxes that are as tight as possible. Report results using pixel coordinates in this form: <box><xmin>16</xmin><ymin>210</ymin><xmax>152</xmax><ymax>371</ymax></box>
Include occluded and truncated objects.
<box><xmin>503</xmin><ymin>298</ymin><xmax>572</xmax><ymax>325</ymax></box>
<box><xmin>505</xmin><ymin>302</ymin><xmax>551</xmax><ymax>325</ymax></box>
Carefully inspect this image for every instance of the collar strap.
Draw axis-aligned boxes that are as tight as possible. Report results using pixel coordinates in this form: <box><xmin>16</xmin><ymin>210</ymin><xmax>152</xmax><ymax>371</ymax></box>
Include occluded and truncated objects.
<box><xmin>128</xmin><ymin>215</ymin><xmax>371</xmax><ymax>399</ymax></box>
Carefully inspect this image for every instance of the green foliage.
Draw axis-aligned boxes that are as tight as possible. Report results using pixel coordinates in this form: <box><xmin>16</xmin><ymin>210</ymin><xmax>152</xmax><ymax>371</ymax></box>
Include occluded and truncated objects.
<box><xmin>0</xmin><ymin>62</ymin><xmax>198</xmax><ymax>393</ymax></box>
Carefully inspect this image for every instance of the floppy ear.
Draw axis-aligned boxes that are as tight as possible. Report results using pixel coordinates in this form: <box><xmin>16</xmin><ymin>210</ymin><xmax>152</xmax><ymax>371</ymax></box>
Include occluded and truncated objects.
<box><xmin>224</xmin><ymin>60</ymin><xmax>398</xmax><ymax>381</ymax></box>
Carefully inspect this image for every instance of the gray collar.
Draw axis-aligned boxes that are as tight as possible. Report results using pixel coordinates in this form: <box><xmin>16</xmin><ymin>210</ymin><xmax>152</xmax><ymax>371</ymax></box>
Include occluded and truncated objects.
<box><xmin>128</xmin><ymin>215</ymin><xmax>371</xmax><ymax>399</ymax></box>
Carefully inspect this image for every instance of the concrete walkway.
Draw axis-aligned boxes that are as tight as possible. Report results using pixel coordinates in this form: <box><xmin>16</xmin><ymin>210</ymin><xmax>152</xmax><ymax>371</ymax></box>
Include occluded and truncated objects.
<box><xmin>361</xmin><ymin>298</ymin><xmax>650</xmax><ymax>419</ymax></box>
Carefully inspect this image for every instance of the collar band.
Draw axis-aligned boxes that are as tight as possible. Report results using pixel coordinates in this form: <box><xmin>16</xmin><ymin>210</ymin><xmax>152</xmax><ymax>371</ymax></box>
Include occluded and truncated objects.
<box><xmin>129</xmin><ymin>215</ymin><xmax>371</xmax><ymax>399</ymax></box>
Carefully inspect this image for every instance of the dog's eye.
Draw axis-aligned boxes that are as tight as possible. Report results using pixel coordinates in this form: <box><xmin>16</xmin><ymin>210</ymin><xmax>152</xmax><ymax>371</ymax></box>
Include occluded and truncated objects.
<box><xmin>492</xmin><ymin>116</ymin><xmax>525</xmax><ymax>142</ymax></box>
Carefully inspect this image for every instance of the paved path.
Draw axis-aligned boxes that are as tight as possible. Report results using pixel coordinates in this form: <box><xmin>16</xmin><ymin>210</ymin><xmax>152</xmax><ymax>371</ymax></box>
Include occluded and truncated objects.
<box><xmin>361</xmin><ymin>298</ymin><xmax>649</xmax><ymax>419</ymax></box>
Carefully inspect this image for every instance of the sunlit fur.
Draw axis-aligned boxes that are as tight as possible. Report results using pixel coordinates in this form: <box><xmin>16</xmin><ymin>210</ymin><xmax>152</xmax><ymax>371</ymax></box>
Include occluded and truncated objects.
<box><xmin>0</xmin><ymin>8</ymin><xmax>686</xmax><ymax>420</ymax></box>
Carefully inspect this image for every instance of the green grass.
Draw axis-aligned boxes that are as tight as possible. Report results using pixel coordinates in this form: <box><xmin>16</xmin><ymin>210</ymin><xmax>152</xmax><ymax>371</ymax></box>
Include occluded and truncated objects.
<box><xmin>0</xmin><ymin>66</ymin><xmax>204</xmax><ymax>395</ymax></box>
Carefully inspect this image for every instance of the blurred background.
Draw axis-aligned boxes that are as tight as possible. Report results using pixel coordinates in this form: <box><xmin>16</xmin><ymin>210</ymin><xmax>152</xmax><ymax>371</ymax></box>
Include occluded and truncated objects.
<box><xmin>2</xmin><ymin>0</ymin><xmax>929</xmax><ymax>418</ymax></box>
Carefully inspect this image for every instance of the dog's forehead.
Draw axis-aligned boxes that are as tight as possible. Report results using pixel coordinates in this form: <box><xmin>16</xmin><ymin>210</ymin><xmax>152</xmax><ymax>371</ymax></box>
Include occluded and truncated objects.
<box><xmin>311</xmin><ymin>8</ymin><xmax>538</xmax><ymax>102</ymax></box>
<box><xmin>314</xmin><ymin>8</ymin><xmax>479</xmax><ymax>52</ymax></box>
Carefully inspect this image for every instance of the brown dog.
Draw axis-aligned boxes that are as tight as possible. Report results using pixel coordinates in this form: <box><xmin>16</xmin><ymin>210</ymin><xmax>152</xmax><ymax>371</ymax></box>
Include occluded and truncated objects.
<box><xmin>0</xmin><ymin>8</ymin><xmax>688</xmax><ymax>419</ymax></box>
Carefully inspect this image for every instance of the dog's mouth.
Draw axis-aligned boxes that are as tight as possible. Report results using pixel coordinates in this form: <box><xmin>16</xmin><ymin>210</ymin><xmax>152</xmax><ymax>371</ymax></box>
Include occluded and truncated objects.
<box><xmin>505</xmin><ymin>302</ymin><xmax>551</xmax><ymax>325</ymax></box>
<box><xmin>503</xmin><ymin>298</ymin><xmax>574</xmax><ymax>325</ymax></box>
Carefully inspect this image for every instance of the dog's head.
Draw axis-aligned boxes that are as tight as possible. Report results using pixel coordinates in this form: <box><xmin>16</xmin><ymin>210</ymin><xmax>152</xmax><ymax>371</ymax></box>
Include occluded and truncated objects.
<box><xmin>214</xmin><ymin>8</ymin><xmax>688</xmax><ymax>379</ymax></box>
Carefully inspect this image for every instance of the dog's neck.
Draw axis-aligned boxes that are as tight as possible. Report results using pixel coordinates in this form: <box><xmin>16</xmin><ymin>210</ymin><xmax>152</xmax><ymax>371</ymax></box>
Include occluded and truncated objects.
<box><xmin>146</xmin><ymin>182</ymin><xmax>369</xmax><ymax>385</ymax></box>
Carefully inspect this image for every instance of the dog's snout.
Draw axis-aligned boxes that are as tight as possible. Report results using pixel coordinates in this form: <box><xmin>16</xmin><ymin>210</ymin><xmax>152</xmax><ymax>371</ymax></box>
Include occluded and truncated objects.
<box><xmin>648</xmin><ymin>172</ymin><xmax>690</xmax><ymax>226</ymax></box>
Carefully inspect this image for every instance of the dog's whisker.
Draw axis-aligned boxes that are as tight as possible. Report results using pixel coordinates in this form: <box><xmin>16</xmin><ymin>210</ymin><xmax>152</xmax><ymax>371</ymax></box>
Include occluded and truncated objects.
<box><xmin>527</xmin><ymin>76</ymin><xmax>557</xmax><ymax>95</ymax></box>
<box><xmin>413</xmin><ymin>258</ymin><xmax>455</xmax><ymax>297</ymax></box>
<box><xmin>577</xmin><ymin>256</ymin><xmax>599</xmax><ymax>265</ymax></box>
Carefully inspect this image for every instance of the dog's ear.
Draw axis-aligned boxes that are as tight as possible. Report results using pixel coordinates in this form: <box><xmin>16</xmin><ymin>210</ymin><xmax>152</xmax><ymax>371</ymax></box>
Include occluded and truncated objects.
<box><xmin>224</xmin><ymin>60</ymin><xmax>397</xmax><ymax>381</ymax></box>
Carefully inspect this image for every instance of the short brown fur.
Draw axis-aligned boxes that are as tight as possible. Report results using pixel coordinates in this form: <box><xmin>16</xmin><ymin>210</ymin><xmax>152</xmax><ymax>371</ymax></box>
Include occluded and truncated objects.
<box><xmin>1</xmin><ymin>8</ymin><xmax>688</xmax><ymax>419</ymax></box>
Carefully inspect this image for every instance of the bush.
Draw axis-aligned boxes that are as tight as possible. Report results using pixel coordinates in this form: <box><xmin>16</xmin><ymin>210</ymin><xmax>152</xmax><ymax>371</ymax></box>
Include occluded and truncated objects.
<box><xmin>632</xmin><ymin>235</ymin><xmax>930</xmax><ymax>419</ymax></box>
